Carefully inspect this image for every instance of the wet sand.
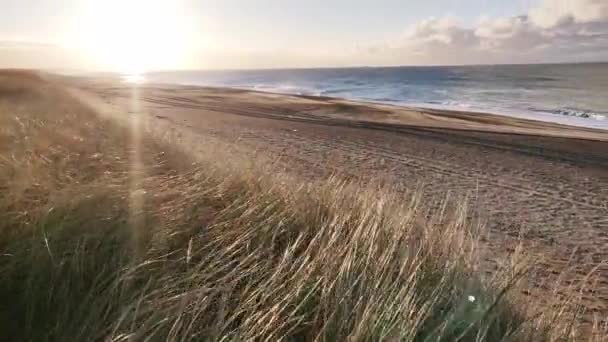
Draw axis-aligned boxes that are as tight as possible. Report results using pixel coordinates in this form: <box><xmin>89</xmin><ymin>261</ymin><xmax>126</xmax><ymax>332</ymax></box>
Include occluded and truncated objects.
<box><xmin>62</xmin><ymin>75</ymin><xmax>608</xmax><ymax>325</ymax></box>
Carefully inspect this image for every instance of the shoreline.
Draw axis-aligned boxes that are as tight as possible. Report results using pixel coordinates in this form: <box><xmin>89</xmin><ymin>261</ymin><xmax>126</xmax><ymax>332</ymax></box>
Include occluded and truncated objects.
<box><xmin>132</xmin><ymin>77</ymin><xmax>608</xmax><ymax>134</ymax></box>
<box><xmin>124</xmin><ymin>78</ymin><xmax>608</xmax><ymax>141</ymax></box>
<box><xmin>136</xmin><ymin>63</ymin><xmax>608</xmax><ymax>132</ymax></box>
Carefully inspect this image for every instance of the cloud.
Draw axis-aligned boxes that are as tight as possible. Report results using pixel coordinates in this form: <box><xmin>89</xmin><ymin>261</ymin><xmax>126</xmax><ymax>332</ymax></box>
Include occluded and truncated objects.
<box><xmin>403</xmin><ymin>17</ymin><xmax>477</xmax><ymax>48</ymax></box>
<box><xmin>363</xmin><ymin>0</ymin><xmax>608</xmax><ymax>65</ymax></box>
<box><xmin>529</xmin><ymin>0</ymin><xmax>608</xmax><ymax>28</ymax></box>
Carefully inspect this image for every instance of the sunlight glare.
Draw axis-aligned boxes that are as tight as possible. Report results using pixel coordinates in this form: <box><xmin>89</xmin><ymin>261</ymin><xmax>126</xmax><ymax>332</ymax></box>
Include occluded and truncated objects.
<box><xmin>123</xmin><ymin>73</ymin><xmax>146</xmax><ymax>84</ymax></box>
<box><xmin>77</xmin><ymin>0</ymin><xmax>193</xmax><ymax>73</ymax></box>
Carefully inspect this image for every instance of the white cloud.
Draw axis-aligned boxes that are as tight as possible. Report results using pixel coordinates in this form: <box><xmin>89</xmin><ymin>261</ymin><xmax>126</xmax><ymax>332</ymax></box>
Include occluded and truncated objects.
<box><xmin>404</xmin><ymin>17</ymin><xmax>477</xmax><ymax>47</ymax></box>
<box><xmin>529</xmin><ymin>0</ymin><xmax>608</xmax><ymax>28</ymax></box>
<box><xmin>475</xmin><ymin>16</ymin><xmax>545</xmax><ymax>51</ymax></box>
<box><xmin>364</xmin><ymin>0</ymin><xmax>608</xmax><ymax>65</ymax></box>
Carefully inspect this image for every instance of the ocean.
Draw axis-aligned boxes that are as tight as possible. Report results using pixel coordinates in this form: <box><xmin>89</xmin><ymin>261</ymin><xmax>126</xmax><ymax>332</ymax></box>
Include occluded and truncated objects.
<box><xmin>146</xmin><ymin>63</ymin><xmax>608</xmax><ymax>130</ymax></box>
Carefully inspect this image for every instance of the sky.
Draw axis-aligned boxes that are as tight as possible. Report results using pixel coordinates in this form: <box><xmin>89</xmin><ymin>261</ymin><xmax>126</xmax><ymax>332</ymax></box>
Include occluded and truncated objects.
<box><xmin>0</xmin><ymin>0</ymin><xmax>607</xmax><ymax>71</ymax></box>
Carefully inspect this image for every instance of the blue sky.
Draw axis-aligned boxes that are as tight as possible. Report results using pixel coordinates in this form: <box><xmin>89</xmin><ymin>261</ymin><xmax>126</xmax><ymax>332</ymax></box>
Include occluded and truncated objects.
<box><xmin>1</xmin><ymin>0</ymin><xmax>606</xmax><ymax>70</ymax></box>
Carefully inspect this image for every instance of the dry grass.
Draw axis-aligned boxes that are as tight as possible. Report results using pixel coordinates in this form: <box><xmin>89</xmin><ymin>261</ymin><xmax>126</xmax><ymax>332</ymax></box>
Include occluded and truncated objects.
<box><xmin>0</xmin><ymin>71</ymin><xmax>604</xmax><ymax>341</ymax></box>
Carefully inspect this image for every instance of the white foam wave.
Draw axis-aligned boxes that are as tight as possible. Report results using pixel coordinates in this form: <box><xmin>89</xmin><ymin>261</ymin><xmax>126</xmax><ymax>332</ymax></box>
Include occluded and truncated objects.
<box><xmin>553</xmin><ymin>108</ymin><xmax>607</xmax><ymax>121</ymax></box>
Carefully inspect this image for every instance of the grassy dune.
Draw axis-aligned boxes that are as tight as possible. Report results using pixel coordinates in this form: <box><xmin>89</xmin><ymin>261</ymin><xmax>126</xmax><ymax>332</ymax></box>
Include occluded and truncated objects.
<box><xmin>0</xmin><ymin>71</ymin><xmax>602</xmax><ymax>341</ymax></box>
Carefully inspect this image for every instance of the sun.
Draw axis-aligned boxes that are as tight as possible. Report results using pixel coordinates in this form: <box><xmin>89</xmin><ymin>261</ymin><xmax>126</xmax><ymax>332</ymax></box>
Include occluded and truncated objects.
<box><xmin>77</xmin><ymin>0</ymin><xmax>192</xmax><ymax>73</ymax></box>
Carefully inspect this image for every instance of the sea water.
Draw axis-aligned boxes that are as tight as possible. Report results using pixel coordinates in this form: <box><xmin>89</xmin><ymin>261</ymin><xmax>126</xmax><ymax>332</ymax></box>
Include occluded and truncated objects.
<box><xmin>147</xmin><ymin>63</ymin><xmax>608</xmax><ymax>130</ymax></box>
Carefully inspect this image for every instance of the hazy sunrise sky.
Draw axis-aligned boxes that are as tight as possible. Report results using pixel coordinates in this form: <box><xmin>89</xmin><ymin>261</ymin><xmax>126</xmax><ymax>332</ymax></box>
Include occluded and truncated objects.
<box><xmin>1</xmin><ymin>0</ymin><xmax>607</xmax><ymax>71</ymax></box>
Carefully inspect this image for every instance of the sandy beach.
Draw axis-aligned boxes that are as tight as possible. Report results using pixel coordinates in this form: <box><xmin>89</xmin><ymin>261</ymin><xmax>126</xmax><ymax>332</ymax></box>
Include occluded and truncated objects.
<box><xmin>59</xmin><ymin>75</ymin><xmax>608</xmax><ymax>324</ymax></box>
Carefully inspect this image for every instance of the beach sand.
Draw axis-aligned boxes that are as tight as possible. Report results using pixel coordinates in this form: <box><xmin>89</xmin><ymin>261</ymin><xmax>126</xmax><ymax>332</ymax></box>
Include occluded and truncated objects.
<box><xmin>61</xmin><ymin>75</ymin><xmax>608</xmax><ymax>325</ymax></box>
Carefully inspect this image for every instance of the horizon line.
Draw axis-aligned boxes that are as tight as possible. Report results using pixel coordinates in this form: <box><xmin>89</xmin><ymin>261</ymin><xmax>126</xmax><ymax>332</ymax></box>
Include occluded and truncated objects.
<box><xmin>51</xmin><ymin>60</ymin><xmax>605</xmax><ymax>74</ymax></box>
